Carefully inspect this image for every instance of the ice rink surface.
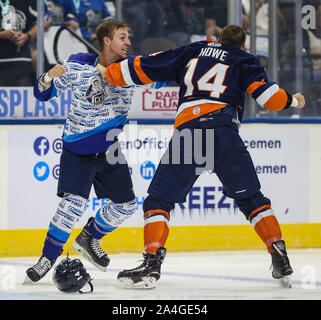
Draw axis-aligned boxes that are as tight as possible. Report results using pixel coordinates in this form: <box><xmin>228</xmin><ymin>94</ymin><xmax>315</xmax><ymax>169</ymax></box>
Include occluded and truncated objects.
<box><xmin>0</xmin><ymin>249</ymin><xmax>320</xmax><ymax>301</ymax></box>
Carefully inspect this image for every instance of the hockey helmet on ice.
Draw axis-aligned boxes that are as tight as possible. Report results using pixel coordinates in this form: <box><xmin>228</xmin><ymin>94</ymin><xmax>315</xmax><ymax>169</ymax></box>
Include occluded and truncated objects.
<box><xmin>52</xmin><ymin>256</ymin><xmax>93</xmax><ymax>293</ymax></box>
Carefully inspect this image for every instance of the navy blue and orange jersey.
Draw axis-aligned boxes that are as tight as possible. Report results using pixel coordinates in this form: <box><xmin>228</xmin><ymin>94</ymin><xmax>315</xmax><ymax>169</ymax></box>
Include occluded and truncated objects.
<box><xmin>105</xmin><ymin>38</ymin><xmax>292</xmax><ymax>128</ymax></box>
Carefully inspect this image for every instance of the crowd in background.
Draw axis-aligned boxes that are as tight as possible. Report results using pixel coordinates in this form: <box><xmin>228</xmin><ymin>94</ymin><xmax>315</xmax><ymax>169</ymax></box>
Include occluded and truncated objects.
<box><xmin>0</xmin><ymin>0</ymin><xmax>320</xmax><ymax>117</ymax></box>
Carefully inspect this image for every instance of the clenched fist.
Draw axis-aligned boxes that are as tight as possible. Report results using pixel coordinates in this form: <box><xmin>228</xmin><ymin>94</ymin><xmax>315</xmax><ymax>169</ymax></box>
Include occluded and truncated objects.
<box><xmin>96</xmin><ymin>63</ymin><xmax>106</xmax><ymax>79</ymax></box>
<box><xmin>292</xmin><ymin>93</ymin><xmax>305</xmax><ymax>109</ymax></box>
<box><xmin>44</xmin><ymin>64</ymin><xmax>67</xmax><ymax>84</ymax></box>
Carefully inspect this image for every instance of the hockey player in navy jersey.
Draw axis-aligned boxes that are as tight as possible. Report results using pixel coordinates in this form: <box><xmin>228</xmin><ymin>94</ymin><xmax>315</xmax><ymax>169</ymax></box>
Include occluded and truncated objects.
<box><xmin>25</xmin><ymin>20</ymin><xmax>165</xmax><ymax>283</ymax></box>
<box><xmin>99</xmin><ymin>25</ymin><xmax>305</xmax><ymax>289</ymax></box>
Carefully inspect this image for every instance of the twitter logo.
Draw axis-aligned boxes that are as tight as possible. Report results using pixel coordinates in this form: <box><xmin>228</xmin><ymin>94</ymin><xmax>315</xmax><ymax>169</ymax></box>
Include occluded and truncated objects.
<box><xmin>33</xmin><ymin>162</ymin><xmax>50</xmax><ymax>181</ymax></box>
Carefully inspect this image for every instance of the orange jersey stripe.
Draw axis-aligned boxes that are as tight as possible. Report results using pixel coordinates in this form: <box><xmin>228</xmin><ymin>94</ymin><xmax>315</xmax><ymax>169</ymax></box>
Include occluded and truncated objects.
<box><xmin>174</xmin><ymin>103</ymin><xmax>227</xmax><ymax>129</ymax></box>
<box><xmin>133</xmin><ymin>56</ymin><xmax>154</xmax><ymax>84</ymax></box>
<box><xmin>248</xmin><ymin>204</ymin><xmax>271</xmax><ymax>221</ymax></box>
<box><xmin>106</xmin><ymin>63</ymin><xmax>127</xmax><ymax>86</ymax></box>
<box><xmin>263</xmin><ymin>88</ymin><xmax>288</xmax><ymax>111</ymax></box>
<box><xmin>246</xmin><ymin>79</ymin><xmax>266</xmax><ymax>95</ymax></box>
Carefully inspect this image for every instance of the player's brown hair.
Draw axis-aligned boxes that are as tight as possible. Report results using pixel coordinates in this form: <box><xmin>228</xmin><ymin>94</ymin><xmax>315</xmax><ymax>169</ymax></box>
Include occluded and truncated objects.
<box><xmin>219</xmin><ymin>25</ymin><xmax>246</xmax><ymax>49</ymax></box>
<box><xmin>96</xmin><ymin>20</ymin><xmax>130</xmax><ymax>51</ymax></box>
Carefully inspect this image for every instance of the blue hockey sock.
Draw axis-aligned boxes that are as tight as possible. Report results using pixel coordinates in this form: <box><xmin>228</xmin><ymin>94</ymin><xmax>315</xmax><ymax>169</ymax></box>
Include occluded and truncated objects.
<box><xmin>42</xmin><ymin>194</ymin><xmax>87</xmax><ymax>260</ymax></box>
<box><xmin>42</xmin><ymin>228</ymin><xmax>66</xmax><ymax>260</ymax></box>
<box><xmin>89</xmin><ymin>199</ymin><xmax>137</xmax><ymax>240</ymax></box>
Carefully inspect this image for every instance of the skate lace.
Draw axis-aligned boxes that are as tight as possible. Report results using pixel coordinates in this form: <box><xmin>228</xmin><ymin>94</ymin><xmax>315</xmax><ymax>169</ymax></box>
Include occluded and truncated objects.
<box><xmin>271</xmin><ymin>249</ymin><xmax>290</xmax><ymax>272</ymax></box>
<box><xmin>130</xmin><ymin>254</ymin><xmax>158</xmax><ymax>271</ymax></box>
<box><xmin>90</xmin><ymin>239</ymin><xmax>106</xmax><ymax>259</ymax></box>
<box><xmin>33</xmin><ymin>257</ymin><xmax>52</xmax><ymax>275</ymax></box>
<box><xmin>131</xmin><ymin>259</ymin><xmax>147</xmax><ymax>271</ymax></box>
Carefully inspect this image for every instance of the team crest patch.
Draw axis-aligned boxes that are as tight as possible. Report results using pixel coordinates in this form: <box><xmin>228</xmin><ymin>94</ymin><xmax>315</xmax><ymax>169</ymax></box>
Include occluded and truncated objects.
<box><xmin>86</xmin><ymin>75</ymin><xmax>106</xmax><ymax>105</ymax></box>
<box><xmin>193</xmin><ymin>106</ymin><xmax>200</xmax><ymax>115</ymax></box>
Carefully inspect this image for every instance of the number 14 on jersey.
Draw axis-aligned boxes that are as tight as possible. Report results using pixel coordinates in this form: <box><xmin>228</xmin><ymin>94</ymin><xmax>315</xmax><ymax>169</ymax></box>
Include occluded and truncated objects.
<box><xmin>184</xmin><ymin>59</ymin><xmax>229</xmax><ymax>99</ymax></box>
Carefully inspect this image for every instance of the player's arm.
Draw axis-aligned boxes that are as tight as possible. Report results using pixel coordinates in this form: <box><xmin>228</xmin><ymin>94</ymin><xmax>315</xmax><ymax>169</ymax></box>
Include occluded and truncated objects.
<box><xmin>96</xmin><ymin>64</ymin><xmax>170</xmax><ymax>89</ymax></box>
<box><xmin>98</xmin><ymin>48</ymin><xmax>186</xmax><ymax>86</ymax></box>
<box><xmin>34</xmin><ymin>63</ymin><xmax>69</xmax><ymax>101</ymax></box>
<box><xmin>242</xmin><ymin>58</ymin><xmax>305</xmax><ymax>110</ymax></box>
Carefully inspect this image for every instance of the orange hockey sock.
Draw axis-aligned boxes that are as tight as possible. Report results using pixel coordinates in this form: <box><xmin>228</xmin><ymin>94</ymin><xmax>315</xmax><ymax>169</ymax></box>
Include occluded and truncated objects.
<box><xmin>248</xmin><ymin>207</ymin><xmax>282</xmax><ymax>253</ymax></box>
<box><xmin>144</xmin><ymin>209</ymin><xmax>170</xmax><ymax>254</ymax></box>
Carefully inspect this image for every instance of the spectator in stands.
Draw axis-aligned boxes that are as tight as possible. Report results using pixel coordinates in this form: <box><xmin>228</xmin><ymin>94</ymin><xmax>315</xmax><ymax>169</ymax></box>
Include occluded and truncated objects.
<box><xmin>50</xmin><ymin>0</ymin><xmax>111</xmax><ymax>43</ymax></box>
<box><xmin>302</xmin><ymin>1</ymin><xmax>321</xmax><ymax>113</ymax></box>
<box><xmin>105</xmin><ymin>1</ymin><xmax>116</xmax><ymax>19</ymax></box>
<box><xmin>122</xmin><ymin>0</ymin><xmax>166</xmax><ymax>52</ymax></box>
<box><xmin>180</xmin><ymin>0</ymin><xmax>249</xmax><ymax>42</ymax></box>
<box><xmin>181</xmin><ymin>0</ymin><xmax>209</xmax><ymax>36</ymax></box>
<box><xmin>45</xmin><ymin>0</ymin><xmax>65</xmax><ymax>26</ymax></box>
<box><xmin>205</xmin><ymin>0</ymin><xmax>249</xmax><ymax>37</ymax></box>
<box><xmin>242</xmin><ymin>0</ymin><xmax>286</xmax><ymax>71</ymax></box>
<box><xmin>0</xmin><ymin>0</ymin><xmax>38</xmax><ymax>86</ymax></box>
<box><xmin>242</xmin><ymin>0</ymin><xmax>285</xmax><ymax>36</ymax></box>
<box><xmin>160</xmin><ymin>0</ymin><xmax>190</xmax><ymax>47</ymax></box>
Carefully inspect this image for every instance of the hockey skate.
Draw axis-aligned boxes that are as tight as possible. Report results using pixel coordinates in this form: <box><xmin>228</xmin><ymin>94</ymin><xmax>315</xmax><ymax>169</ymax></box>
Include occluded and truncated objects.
<box><xmin>270</xmin><ymin>240</ymin><xmax>293</xmax><ymax>288</ymax></box>
<box><xmin>72</xmin><ymin>217</ymin><xmax>110</xmax><ymax>271</ymax></box>
<box><xmin>24</xmin><ymin>255</ymin><xmax>57</xmax><ymax>284</ymax></box>
<box><xmin>117</xmin><ymin>247</ymin><xmax>167</xmax><ymax>289</ymax></box>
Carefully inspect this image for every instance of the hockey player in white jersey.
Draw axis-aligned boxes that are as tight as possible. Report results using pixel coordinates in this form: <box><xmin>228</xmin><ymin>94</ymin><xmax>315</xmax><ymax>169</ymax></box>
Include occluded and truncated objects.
<box><xmin>26</xmin><ymin>20</ymin><xmax>165</xmax><ymax>283</ymax></box>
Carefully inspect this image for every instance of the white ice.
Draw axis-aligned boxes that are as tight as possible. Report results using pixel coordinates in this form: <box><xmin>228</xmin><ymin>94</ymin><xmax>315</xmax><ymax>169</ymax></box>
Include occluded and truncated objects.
<box><xmin>0</xmin><ymin>249</ymin><xmax>320</xmax><ymax>300</ymax></box>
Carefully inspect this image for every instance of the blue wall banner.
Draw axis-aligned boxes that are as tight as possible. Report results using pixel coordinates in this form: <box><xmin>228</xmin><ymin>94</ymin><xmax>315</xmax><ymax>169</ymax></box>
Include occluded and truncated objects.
<box><xmin>0</xmin><ymin>87</ymin><xmax>179</xmax><ymax>121</ymax></box>
<box><xmin>0</xmin><ymin>87</ymin><xmax>71</xmax><ymax>119</ymax></box>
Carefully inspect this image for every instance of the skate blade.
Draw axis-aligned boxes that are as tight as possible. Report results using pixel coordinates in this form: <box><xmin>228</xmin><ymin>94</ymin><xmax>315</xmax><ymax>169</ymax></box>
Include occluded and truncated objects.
<box><xmin>72</xmin><ymin>242</ymin><xmax>107</xmax><ymax>272</ymax></box>
<box><xmin>117</xmin><ymin>277</ymin><xmax>157</xmax><ymax>289</ymax></box>
<box><xmin>278</xmin><ymin>276</ymin><xmax>292</xmax><ymax>288</ymax></box>
<box><xmin>23</xmin><ymin>275</ymin><xmax>35</xmax><ymax>285</ymax></box>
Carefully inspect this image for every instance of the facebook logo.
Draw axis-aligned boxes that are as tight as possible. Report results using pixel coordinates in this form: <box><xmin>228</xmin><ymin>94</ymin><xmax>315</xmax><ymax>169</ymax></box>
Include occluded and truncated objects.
<box><xmin>34</xmin><ymin>137</ymin><xmax>49</xmax><ymax>156</ymax></box>
<box><xmin>140</xmin><ymin>161</ymin><xmax>156</xmax><ymax>180</ymax></box>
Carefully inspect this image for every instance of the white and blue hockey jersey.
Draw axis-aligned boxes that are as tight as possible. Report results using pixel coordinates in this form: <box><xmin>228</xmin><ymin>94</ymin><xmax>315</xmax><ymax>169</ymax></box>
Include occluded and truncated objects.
<box><xmin>34</xmin><ymin>53</ymin><xmax>165</xmax><ymax>155</ymax></box>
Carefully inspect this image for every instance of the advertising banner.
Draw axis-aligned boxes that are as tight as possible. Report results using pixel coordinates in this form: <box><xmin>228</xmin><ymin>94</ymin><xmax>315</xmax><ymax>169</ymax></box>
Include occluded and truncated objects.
<box><xmin>0</xmin><ymin>87</ymin><xmax>178</xmax><ymax>120</ymax></box>
<box><xmin>128</xmin><ymin>87</ymin><xmax>178</xmax><ymax>119</ymax></box>
<box><xmin>6</xmin><ymin>124</ymin><xmax>310</xmax><ymax>230</ymax></box>
<box><xmin>0</xmin><ymin>87</ymin><xmax>70</xmax><ymax>120</ymax></box>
